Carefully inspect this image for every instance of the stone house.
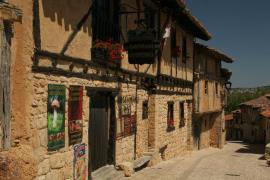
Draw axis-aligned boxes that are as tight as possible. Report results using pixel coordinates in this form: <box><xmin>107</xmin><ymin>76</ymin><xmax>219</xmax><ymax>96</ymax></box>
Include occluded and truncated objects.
<box><xmin>225</xmin><ymin>114</ymin><xmax>233</xmax><ymax>140</ymax></box>
<box><xmin>0</xmin><ymin>0</ymin><xmax>214</xmax><ymax>179</ymax></box>
<box><xmin>193</xmin><ymin>43</ymin><xmax>233</xmax><ymax>150</ymax></box>
<box><xmin>225</xmin><ymin>109</ymin><xmax>243</xmax><ymax>140</ymax></box>
<box><xmin>260</xmin><ymin>109</ymin><xmax>270</xmax><ymax>144</ymax></box>
<box><xmin>240</xmin><ymin>94</ymin><xmax>270</xmax><ymax>144</ymax></box>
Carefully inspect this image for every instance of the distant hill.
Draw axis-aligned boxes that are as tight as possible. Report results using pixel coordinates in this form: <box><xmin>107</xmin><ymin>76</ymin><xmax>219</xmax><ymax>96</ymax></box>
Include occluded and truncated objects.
<box><xmin>226</xmin><ymin>85</ymin><xmax>270</xmax><ymax>113</ymax></box>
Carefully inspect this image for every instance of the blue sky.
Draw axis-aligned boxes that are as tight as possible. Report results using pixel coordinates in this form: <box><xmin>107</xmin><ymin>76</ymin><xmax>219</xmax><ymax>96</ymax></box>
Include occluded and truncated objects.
<box><xmin>187</xmin><ymin>0</ymin><xmax>270</xmax><ymax>88</ymax></box>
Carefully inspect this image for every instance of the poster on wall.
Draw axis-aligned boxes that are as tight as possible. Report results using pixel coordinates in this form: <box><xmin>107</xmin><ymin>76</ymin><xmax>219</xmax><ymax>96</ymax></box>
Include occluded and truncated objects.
<box><xmin>74</xmin><ymin>144</ymin><xmax>87</xmax><ymax>180</ymax></box>
<box><xmin>124</xmin><ymin>115</ymin><xmax>136</xmax><ymax>137</ymax></box>
<box><xmin>68</xmin><ymin>86</ymin><xmax>83</xmax><ymax>145</ymax></box>
<box><xmin>47</xmin><ymin>84</ymin><xmax>66</xmax><ymax>151</ymax></box>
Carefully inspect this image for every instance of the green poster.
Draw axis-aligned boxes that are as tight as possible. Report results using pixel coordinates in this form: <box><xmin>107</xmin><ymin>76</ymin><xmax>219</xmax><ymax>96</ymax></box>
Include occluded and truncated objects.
<box><xmin>47</xmin><ymin>84</ymin><xmax>66</xmax><ymax>151</ymax></box>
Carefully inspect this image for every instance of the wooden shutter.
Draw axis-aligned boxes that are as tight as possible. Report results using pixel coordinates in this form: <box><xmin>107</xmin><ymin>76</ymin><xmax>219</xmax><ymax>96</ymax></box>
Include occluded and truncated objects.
<box><xmin>0</xmin><ymin>21</ymin><xmax>11</xmax><ymax>150</ymax></box>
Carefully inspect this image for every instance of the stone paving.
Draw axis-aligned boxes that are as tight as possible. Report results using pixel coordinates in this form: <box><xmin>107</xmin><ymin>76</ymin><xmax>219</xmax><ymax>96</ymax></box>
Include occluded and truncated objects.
<box><xmin>118</xmin><ymin>141</ymin><xmax>270</xmax><ymax>180</ymax></box>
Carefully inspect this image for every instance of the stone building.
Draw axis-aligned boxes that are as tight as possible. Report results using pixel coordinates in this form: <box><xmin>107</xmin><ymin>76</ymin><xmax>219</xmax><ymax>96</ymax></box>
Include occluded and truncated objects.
<box><xmin>193</xmin><ymin>43</ymin><xmax>233</xmax><ymax>150</ymax></box>
<box><xmin>225</xmin><ymin>114</ymin><xmax>233</xmax><ymax>140</ymax></box>
<box><xmin>260</xmin><ymin>109</ymin><xmax>270</xmax><ymax>144</ymax></box>
<box><xmin>0</xmin><ymin>0</ymin><xmax>215</xmax><ymax>179</ymax></box>
<box><xmin>240</xmin><ymin>94</ymin><xmax>270</xmax><ymax>144</ymax></box>
<box><xmin>225</xmin><ymin>110</ymin><xmax>243</xmax><ymax>141</ymax></box>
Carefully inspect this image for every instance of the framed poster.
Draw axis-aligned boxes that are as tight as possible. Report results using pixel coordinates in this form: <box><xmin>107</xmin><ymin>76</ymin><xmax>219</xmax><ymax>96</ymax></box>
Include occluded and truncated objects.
<box><xmin>47</xmin><ymin>84</ymin><xmax>66</xmax><ymax>151</ymax></box>
<box><xmin>68</xmin><ymin>86</ymin><xmax>83</xmax><ymax>145</ymax></box>
<box><xmin>74</xmin><ymin>144</ymin><xmax>87</xmax><ymax>180</ymax></box>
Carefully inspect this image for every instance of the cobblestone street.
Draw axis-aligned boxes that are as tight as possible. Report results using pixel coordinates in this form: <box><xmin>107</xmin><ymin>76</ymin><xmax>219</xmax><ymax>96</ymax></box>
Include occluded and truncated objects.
<box><xmin>120</xmin><ymin>142</ymin><xmax>270</xmax><ymax>180</ymax></box>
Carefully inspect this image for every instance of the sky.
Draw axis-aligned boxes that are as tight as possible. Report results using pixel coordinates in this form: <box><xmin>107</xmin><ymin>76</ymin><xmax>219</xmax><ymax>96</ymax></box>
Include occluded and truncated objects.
<box><xmin>186</xmin><ymin>0</ymin><xmax>270</xmax><ymax>88</ymax></box>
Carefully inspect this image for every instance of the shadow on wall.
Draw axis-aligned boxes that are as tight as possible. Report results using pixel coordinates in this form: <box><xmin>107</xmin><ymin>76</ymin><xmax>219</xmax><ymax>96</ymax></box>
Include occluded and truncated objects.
<box><xmin>41</xmin><ymin>0</ymin><xmax>92</xmax><ymax>36</ymax></box>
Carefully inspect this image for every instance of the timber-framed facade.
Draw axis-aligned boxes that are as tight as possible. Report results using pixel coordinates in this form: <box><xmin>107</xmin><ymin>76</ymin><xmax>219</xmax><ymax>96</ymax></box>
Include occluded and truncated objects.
<box><xmin>0</xmin><ymin>0</ymin><xmax>234</xmax><ymax>179</ymax></box>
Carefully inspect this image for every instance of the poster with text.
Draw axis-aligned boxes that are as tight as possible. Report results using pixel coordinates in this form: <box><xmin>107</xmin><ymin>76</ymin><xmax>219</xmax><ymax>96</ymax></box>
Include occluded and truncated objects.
<box><xmin>47</xmin><ymin>84</ymin><xmax>66</xmax><ymax>151</ymax></box>
<box><xmin>68</xmin><ymin>86</ymin><xmax>83</xmax><ymax>145</ymax></box>
<box><xmin>74</xmin><ymin>144</ymin><xmax>87</xmax><ymax>180</ymax></box>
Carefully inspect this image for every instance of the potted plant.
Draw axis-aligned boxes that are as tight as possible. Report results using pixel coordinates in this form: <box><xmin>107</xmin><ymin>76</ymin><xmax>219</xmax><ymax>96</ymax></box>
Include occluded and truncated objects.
<box><xmin>92</xmin><ymin>39</ymin><xmax>125</xmax><ymax>63</ymax></box>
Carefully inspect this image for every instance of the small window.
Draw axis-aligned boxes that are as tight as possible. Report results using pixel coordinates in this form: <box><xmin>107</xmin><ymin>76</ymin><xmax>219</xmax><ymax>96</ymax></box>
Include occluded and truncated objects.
<box><xmin>182</xmin><ymin>37</ymin><xmax>187</xmax><ymax>63</ymax></box>
<box><xmin>215</xmin><ymin>82</ymin><xmax>219</xmax><ymax>96</ymax></box>
<box><xmin>142</xmin><ymin>101</ymin><xmax>148</xmax><ymax>120</ymax></box>
<box><xmin>205</xmin><ymin>81</ymin><xmax>208</xmax><ymax>95</ymax></box>
<box><xmin>171</xmin><ymin>28</ymin><xmax>177</xmax><ymax>58</ymax></box>
<box><xmin>180</xmin><ymin>102</ymin><xmax>185</xmax><ymax>127</ymax></box>
<box><xmin>167</xmin><ymin>102</ymin><xmax>175</xmax><ymax>131</ymax></box>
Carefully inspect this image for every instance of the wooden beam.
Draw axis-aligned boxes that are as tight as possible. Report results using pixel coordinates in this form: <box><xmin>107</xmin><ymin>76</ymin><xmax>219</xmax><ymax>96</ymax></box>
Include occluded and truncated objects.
<box><xmin>0</xmin><ymin>2</ymin><xmax>22</xmax><ymax>22</ymax></box>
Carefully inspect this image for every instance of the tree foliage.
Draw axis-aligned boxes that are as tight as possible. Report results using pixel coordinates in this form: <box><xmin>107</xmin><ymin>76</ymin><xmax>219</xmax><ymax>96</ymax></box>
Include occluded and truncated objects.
<box><xmin>225</xmin><ymin>86</ymin><xmax>270</xmax><ymax>113</ymax></box>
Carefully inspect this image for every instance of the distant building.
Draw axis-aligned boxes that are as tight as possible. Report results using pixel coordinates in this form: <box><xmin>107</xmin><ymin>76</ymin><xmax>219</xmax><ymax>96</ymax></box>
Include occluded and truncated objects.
<box><xmin>193</xmin><ymin>43</ymin><xmax>233</xmax><ymax>150</ymax></box>
<box><xmin>240</xmin><ymin>94</ymin><xmax>270</xmax><ymax>143</ymax></box>
<box><xmin>225</xmin><ymin>114</ymin><xmax>234</xmax><ymax>140</ymax></box>
<box><xmin>225</xmin><ymin>109</ymin><xmax>243</xmax><ymax>140</ymax></box>
<box><xmin>260</xmin><ymin>109</ymin><xmax>270</xmax><ymax>144</ymax></box>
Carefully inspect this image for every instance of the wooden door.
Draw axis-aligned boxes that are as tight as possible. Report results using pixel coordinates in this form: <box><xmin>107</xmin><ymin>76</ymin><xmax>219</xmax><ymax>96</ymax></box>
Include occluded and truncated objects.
<box><xmin>89</xmin><ymin>93</ymin><xmax>115</xmax><ymax>171</ymax></box>
<box><xmin>193</xmin><ymin>119</ymin><xmax>201</xmax><ymax>150</ymax></box>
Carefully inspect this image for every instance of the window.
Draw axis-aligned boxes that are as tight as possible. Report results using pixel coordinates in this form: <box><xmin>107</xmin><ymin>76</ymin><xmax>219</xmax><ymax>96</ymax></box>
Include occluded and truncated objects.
<box><xmin>215</xmin><ymin>82</ymin><xmax>219</xmax><ymax>96</ymax></box>
<box><xmin>182</xmin><ymin>37</ymin><xmax>187</xmax><ymax>63</ymax></box>
<box><xmin>179</xmin><ymin>102</ymin><xmax>185</xmax><ymax>127</ymax></box>
<box><xmin>171</xmin><ymin>28</ymin><xmax>177</xmax><ymax>58</ymax></box>
<box><xmin>144</xmin><ymin>6</ymin><xmax>158</xmax><ymax>40</ymax></box>
<box><xmin>144</xmin><ymin>7</ymin><xmax>157</xmax><ymax>30</ymax></box>
<box><xmin>167</xmin><ymin>102</ymin><xmax>175</xmax><ymax>131</ymax></box>
<box><xmin>205</xmin><ymin>81</ymin><xmax>208</xmax><ymax>95</ymax></box>
<box><xmin>92</xmin><ymin>0</ymin><xmax>120</xmax><ymax>42</ymax></box>
<box><xmin>142</xmin><ymin>101</ymin><xmax>148</xmax><ymax>119</ymax></box>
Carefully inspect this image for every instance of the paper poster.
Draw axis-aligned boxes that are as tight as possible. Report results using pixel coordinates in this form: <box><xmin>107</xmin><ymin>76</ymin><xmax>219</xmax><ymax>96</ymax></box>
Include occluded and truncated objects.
<box><xmin>68</xmin><ymin>86</ymin><xmax>83</xmax><ymax>145</ymax></box>
<box><xmin>47</xmin><ymin>84</ymin><xmax>66</xmax><ymax>151</ymax></box>
<box><xmin>74</xmin><ymin>144</ymin><xmax>87</xmax><ymax>180</ymax></box>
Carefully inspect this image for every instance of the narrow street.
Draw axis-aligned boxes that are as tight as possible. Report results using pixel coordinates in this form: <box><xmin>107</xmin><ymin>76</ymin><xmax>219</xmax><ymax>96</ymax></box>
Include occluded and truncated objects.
<box><xmin>120</xmin><ymin>142</ymin><xmax>270</xmax><ymax>180</ymax></box>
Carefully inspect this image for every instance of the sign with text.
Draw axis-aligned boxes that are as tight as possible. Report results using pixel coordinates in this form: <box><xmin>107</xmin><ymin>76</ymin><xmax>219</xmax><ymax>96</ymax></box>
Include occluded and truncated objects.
<box><xmin>68</xmin><ymin>86</ymin><xmax>83</xmax><ymax>145</ymax></box>
<box><xmin>47</xmin><ymin>84</ymin><xmax>66</xmax><ymax>151</ymax></box>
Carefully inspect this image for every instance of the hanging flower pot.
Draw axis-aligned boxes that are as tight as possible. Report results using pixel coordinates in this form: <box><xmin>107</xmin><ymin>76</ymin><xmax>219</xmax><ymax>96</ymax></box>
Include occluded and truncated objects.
<box><xmin>92</xmin><ymin>39</ymin><xmax>125</xmax><ymax>64</ymax></box>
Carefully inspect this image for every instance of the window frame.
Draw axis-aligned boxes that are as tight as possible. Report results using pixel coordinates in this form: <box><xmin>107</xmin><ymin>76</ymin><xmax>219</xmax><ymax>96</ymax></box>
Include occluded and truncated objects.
<box><xmin>205</xmin><ymin>81</ymin><xmax>209</xmax><ymax>95</ymax></box>
<box><xmin>215</xmin><ymin>82</ymin><xmax>219</xmax><ymax>96</ymax></box>
<box><xmin>179</xmin><ymin>101</ymin><xmax>185</xmax><ymax>127</ymax></box>
<box><xmin>167</xmin><ymin>101</ymin><xmax>175</xmax><ymax>131</ymax></box>
<box><xmin>182</xmin><ymin>37</ymin><xmax>187</xmax><ymax>63</ymax></box>
<box><xmin>142</xmin><ymin>100</ymin><xmax>148</xmax><ymax>120</ymax></box>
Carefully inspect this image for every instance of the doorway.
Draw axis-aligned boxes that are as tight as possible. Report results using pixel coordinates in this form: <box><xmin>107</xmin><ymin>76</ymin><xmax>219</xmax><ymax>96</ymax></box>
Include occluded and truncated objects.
<box><xmin>89</xmin><ymin>90</ymin><xmax>117</xmax><ymax>172</ymax></box>
<box><xmin>193</xmin><ymin>118</ymin><xmax>201</xmax><ymax>150</ymax></box>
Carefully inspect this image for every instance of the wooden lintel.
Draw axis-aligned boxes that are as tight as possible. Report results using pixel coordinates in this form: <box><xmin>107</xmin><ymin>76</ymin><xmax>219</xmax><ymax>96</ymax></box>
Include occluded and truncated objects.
<box><xmin>0</xmin><ymin>2</ymin><xmax>22</xmax><ymax>22</ymax></box>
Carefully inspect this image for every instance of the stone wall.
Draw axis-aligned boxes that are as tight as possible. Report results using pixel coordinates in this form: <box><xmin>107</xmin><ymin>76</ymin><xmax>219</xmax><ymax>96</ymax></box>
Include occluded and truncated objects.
<box><xmin>198</xmin><ymin>112</ymin><xmax>224</xmax><ymax>150</ymax></box>
<box><xmin>199</xmin><ymin>117</ymin><xmax>211</xmax><ymax>149</ymax></box>
<box><xmin>152</xmin><ymin>94</ymin><xmax>192</xmax><ymax>161</ymax></box>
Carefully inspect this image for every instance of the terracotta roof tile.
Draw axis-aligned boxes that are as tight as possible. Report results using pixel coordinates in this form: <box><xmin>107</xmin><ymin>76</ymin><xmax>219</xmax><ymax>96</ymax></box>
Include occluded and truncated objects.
<box><xmin>261</xmin><ymin>110</ymin><xmax>270</xmax><ymax>118</ymax></box>
<box><xmin>225</xmin><ymin>114</ymin><xmax>233</xmax><ymax>121</ymax></box>
<box><xmin>241</xmin><ymin>94</ymin><xmax>270</xmax><ymax>109</ymax></box>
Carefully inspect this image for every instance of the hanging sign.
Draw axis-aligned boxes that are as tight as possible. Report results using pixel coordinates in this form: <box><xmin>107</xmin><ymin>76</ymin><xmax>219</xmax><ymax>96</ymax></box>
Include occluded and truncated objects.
<box><xmin>47</xmin><ymin>84</ymin><xmax>66</xmax><ymax>151</ymax></box>
<box><xmin>74</xmin><ymin>144</ymin><xmax>87</xmax><ymax>180</ymax></box>
<box><xmin>124</xmin><ymin>29</ymin><xmax>159</xmax><ymax>64</ymax></box>
<box><xmin>68</xmin><ymin>86</ymin><xmax>83</xmax><ymax>145</ymax></box>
